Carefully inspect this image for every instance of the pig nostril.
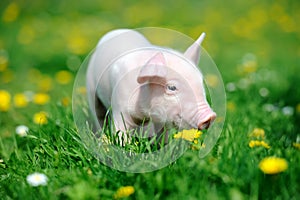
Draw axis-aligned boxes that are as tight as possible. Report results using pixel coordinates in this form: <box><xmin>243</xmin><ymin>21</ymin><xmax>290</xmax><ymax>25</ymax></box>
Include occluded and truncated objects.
<box><xmin>198</xmin><ymin>114</ymin><xmax>216</xmax><ymax>130</ymax></box>
<box><xmin>198</xmin><ymin>120</ymin><xmax>211</xmax><ymax>130</ymax></box>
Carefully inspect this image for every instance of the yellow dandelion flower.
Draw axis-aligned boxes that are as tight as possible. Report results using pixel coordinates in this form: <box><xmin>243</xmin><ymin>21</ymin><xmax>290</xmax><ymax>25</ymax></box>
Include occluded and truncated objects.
<box><xmin>227</xmin><ymin>101</ymin><xmax>236</xmax><ymax>112</ymax></box>
<box><xmin>38</xmin><ymin>76</ymin><xmax>53</xmax><ymax>92</ymax></box>
<box><xmin>87</xmin><ymin>168</ymin><xmax>92</xmax><ymax>176</ymax></box>
<box><xmin>113</xmin><ymin>186</ymin><xmax>135</xmax><ymax>199</ymax></box>
<box><xmin>241</xmin><ymin>60</ymin><xmax>257</xmax><ymax>74</ymax></box>
<box><xmin>0</xmin><ymin>51</ymin><xmax>9</xmax><ymax>72</ymax></box>
<box><xmin>249</xmin><ymin>140</ymin><xmax>270</xmax><ymax>149</ymax></box>
<box><xmin>293</xmin><ymin>143</ymin><xmax>300</xmax><ymax>150</ymax></box>
<box><xmin>173</xmin><ymin>129</ymin><xmax>203</xmax><ymax>142</ymax></box>
<box><xmin>0</xmin><ymin>90</ymin><xmax>11</xmax><ymax>112</ymax></box>
<box><xmin>27</xmin><ymin>68</ymin><xmax>42</xmax><ymax>83</ymax></box>
<box><xmin>60</xmin><ymin>97</ymin><xmax>70</xmax><ymax>107</ymax></box>
<box><xmin>2</xmin><ymin>2</ymin><xmax>20</xmax><ymax>23</ymax></box>
<box><xmin>260</xmin><ymin>141</ymin><xmax>271</xmax><ymax>149</ymax></box>
<box><xmin>33</xmin><ymin>111</ymin><xmax>48</xmax><ymax>125</ymax></box>
<box><xmin>1</xmin><ymin>69</ymin><xmax>14</xmax><ymax>83</ymax></box>
<box><xmin>55</xmin><ymin>70</ymin><xmax>73</xmax><ymax>85</ymax></box>
<box><xmin>67</xmin><ymin>34</ymin><xmax>89</xmax><ymax>55</ymax></box>
<box><xmin>17</xmin><ymin>25</ymin><xmax>36</xmax><ymax>45</ymax></box>
<box><xmin>0</xmin><ymin>60</ymin><xmax>8</xmax><ymax>71</ymax></box>
<box><xmin>249</xmin><ymin>128</ymin><xmax>265</xmax><ymax>138</ymax></box>
<box><xmin>296</xmin><ymin>103</ymin><xmax>300</xmax><ymax>113</ymax></box>
<box><xmin>76</xmin><ymin>86</ymin><xmax>87</xmax><ymax>95</ymax></box>
<box><xmin>249</xmin><ymin>140</ymin><xmax>259</xmax><ymax>148</ymax></box>
<box><xmin>205</xmin><ymin>74</ymin><xmax>219</xmax><ymax>88</ymax></box>
<box><xmin>13</xmin><ymin>93</ymin><xmax>28</xmax><ymax>108</ymax></box>
<box><xmin>259</xmin><ymin>157</ymin><xmax>288</xmax><ymax>174</ymax></box>
<box><xmin>33</xmin><ymin>93</ymin><xmax>50</xmax><ymax>105</ymax></box>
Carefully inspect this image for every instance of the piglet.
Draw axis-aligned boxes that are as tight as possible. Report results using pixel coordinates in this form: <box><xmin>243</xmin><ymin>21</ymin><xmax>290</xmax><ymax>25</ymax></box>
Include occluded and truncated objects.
<box><xmin>86</xmin><ymin>29</ymin><xmax>216</xmax><ymax>142</ymax></box>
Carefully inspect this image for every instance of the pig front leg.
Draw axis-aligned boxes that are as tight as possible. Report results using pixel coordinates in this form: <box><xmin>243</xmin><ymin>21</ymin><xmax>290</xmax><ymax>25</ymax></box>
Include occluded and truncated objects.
<box><xmin>112</xmin><ymin>110</ymin><xmax>137</xmax><ymax>145</ymax></box>
<box><xmin>113</xmin><ymin>110</ymin><xmax>158</xmax><ymax>145</ymax></box>
<box><xmin>94</xmin><ymin>95</ymin><xmax>107</xmax><ymax>129</ymax></box>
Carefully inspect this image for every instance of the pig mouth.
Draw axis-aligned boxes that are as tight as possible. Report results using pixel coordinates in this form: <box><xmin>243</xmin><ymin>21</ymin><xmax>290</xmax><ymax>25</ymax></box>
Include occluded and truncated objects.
<box><xmin>174</xmin><ymin>113</ymin><xmax>215</xmax><ymax>131</ymax></box>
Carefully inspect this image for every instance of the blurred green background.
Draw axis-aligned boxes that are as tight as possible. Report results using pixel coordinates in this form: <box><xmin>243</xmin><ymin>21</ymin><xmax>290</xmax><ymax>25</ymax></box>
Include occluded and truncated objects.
<box><xmin>1</xmin><ymin>1</ymin><xmax>299</xmax><ymax>82</ymax></box>
<box><xmin>1</xmin><ymin>0</ymin><xmax>299</xmax><ymax>128</ymax></box>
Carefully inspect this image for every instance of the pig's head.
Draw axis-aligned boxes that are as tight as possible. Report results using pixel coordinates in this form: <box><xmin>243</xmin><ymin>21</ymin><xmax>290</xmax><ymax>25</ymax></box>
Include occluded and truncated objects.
<box><xmin>136</xmin><ymin>33</ymin><xmax>216</xmax><ymax>131</ymax></box>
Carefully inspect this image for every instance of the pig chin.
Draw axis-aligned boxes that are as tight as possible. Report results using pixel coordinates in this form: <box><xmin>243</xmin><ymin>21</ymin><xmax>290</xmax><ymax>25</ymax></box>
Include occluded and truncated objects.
<box><xmin>171</xmin><ymin>114</ymin><xmax>196</xmax><ymax>130</ymax></box>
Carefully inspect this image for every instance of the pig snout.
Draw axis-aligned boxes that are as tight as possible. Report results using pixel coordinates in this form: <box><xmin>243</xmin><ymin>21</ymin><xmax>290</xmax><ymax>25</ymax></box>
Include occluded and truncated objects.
<box><xmin>197</xmin><ymin>111</ymin><xmax>216</xmax><ymax>130</ymax></box>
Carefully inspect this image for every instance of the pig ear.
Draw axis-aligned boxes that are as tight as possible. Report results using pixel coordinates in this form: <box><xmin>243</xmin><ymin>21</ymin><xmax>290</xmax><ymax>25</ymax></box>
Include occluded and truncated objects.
<box><xmin>184</xmin><ymin>32</ymin><xmax>206</xmax><ymax>65</ymax></box>
<box><xmin>137</xmin><ymin>52</ymin><xmax>167</xmax><ymax>84</ymax></box>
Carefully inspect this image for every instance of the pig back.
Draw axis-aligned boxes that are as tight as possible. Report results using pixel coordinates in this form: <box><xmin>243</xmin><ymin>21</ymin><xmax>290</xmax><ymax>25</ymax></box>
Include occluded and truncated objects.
<box><xmin>87</xmin><ymin>29</ymin><xmax>151</xmax><ymax>108</ymax></box>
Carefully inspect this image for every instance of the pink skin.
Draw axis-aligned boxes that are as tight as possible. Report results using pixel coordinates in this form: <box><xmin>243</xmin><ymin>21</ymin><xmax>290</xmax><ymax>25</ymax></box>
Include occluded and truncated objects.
<box><xmin>87</xmin><ymin>29</ymin><xmax>216</xmax><ymax>139</ymax></box>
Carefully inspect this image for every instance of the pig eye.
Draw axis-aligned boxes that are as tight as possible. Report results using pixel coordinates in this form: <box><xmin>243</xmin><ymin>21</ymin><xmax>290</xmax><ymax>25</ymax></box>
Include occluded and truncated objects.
<box><xmin>166</xmin><ymin>85</ymin><xmax>177</xmax><ymax>92</ymax></box>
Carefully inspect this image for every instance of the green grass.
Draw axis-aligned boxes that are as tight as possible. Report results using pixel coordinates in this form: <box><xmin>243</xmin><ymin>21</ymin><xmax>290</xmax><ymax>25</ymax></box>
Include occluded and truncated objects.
<box><xmin>1</xmin><ymin>0</ymin><xmax>300</xmax><ymax>199</ymax></box>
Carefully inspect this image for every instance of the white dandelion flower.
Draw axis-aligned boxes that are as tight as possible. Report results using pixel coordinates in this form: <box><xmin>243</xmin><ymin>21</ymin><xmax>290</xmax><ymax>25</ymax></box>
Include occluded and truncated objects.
<box><xmin>263</xmin><ymin>104</ymin><xmax>276</xmax><ymax>112</ymax></box>
<box><xmin>226</xmin><ymin>82</ymin><xmax>236</xmax><ymax>92</ymax></box>
<box><xmin>282</xmin><ymin>106</ymin><xmax>294</xmax><ymax>116</ymax></box>
<box><xmin>15</xmin><ymin>125</ymin><xmax>29</xmax><ymax>137</ymax></box>
<box><xmin>259</xmin><ymin>88</ymin><xmax>269</xmax><ymax>97</ymax></box>
<box><xmin>26</xmin><ymin>172</ymin><xmax>48</xmax><ymax>187</ymax></box>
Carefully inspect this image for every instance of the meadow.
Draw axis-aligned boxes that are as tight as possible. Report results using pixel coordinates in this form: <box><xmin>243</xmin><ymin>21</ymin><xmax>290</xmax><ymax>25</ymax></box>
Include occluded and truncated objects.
<box><xmin>0</xmin><ymin>0</ymin><xmax>300</xmax><ymax>199</ymax></box>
